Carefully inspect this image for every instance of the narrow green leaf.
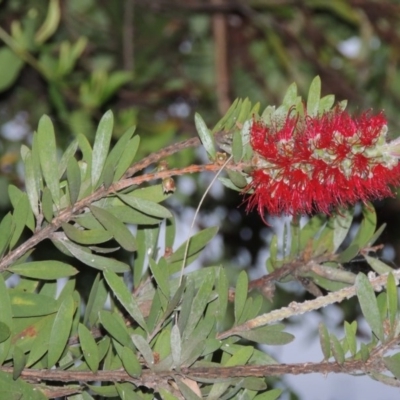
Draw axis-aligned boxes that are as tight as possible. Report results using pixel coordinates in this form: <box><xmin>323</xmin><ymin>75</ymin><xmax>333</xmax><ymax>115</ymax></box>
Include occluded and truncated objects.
<box><xmin>318</xmin><ymin>323</ymin><xmax>331</xmax><ymax>360</ymax></box>
<box><xmin>175</xmin><ymin>379</ymin><xmax>202</xmax><ymax>400</ymax></box>
<box><xmin>114</xmin><ymin>135</ymin><xmax>141</xmax><ymax>181</ymax></box>
<box><xmin>89</xmin><ymin>205</ymin><xmax>136</xmax><ymax>251</ymax></box>
<box><xmin>41</xmin><ymin>187</ymin><xmax>54</xmax><ymax>222</ymax></box>
<box><xmin>67</xmin><ymin>156</ymin><xmax>81</xmax><ymax>204</ymax></box>
<box><xmin>364</xmin><ymin>255</ymin><xmax>393</xmax><ymax>274</ymax></box>
<box><xmin>10</xmin><ymin>194</ymin><xmax>30</xmax><ymax>249</ymax></box>
<box><xmin>103</xmin><ymin>270</ymin><xmax>147</xmax><ymax>332</ymax></box>
<box><xmin>281</xmin><ymin>82</ymin><xmax>297</xmax><ymax>107</ymax></box>
<box><xmin>149</xmin><ymin>258</ymin><xmax>170</xmax><ymax>298</ymax></box>
<box><xmin>61</xmin><ymin>240</ymin><xmax>130</xmax><ymax>272</ymax></box>
<box><xmin>99</xmin><ymin>310</ymin><xmax>133</xmax><ymax>348</ymax></box>
<box><xmin>168</xmin><ymin>226</ymin><xmax>218</xmax><ymax>263</ymax></box>
<box><xmin>344</xmin><ymin>321</ymin><xmax>357</xmax><ymax>356</ymax></box>
<box><xmin>23</xmin><ymin>151</ymin><xmax>39</xmax><ymax>217</ymax></box>
<box><xmin>121</xmin><ymin>345</ymin><xmax>142</xmax><ymax>378</ymax></box>
<box><xmin>216</xmin><ymin>267</ymin><xmax>229</xmax><ymax>324</ymax></box>
<box><xmin>37</xmin><ymin>115</ymin><xmax>60</xmax><ymax>206</ymax></box>
<box><xmin>387</xmin><ymin>273</ymin><xmax>398</xmax><ymax>329</ymax></box>
<box><xmin>92</xmin><ymin>110</ymin><xmax>114</xmax><ymax>188</ymax></box>
<box><xmin>83</xmin><ymin>275</ymin><xmax>108</xmax><ymax>327</ymax></box>
<box><xmin>195</xmin><ymin>113</ymin><xmax>216</xmax><ymax>160</ymax></box>
<box><xmin>332</xmin><ymin>208</ymin><xmax>353</xmax><ymax>252</ymax></box>
<box><xmin>0</xmin><ymin>322</ymin><xmax>10</xmax><ymax>343</ymax></box>
<box><xmin>58</xmin><ymin>139</ymin><xmax>78</xmax><ymax>179</ymax></box>
<box><xmin>0</xmin><ymin>370</ymin><xmax>47</xmax><ymax>400</ymax></box>
<box><xmin>232</xmin><ymin>129</ymin><xmax>243</xmax><ymax>163</ymax></box>
<box><xmin>131</xmin><ymin>334</ymin><xmax>154</xmax><ymax>367</ymax></box>
<box><xmin>13</xmin><ymin>345</ymin><xmax>26</xmax><ymax>380</ymax></box>
<box><xmin>77</xmin><ymin>133</ymin><xmax>92</xmax><ymax>181</ymax></box>
<box><xmin>62</xmin><ymin>223</ymin><xmax>112</xmax><ymax>245</ymax></box>
<box><xmin>9</xmin><ymin>260</ymin><xmax>78</xmax><ymax>280</ymax></box>
<box><xmin>118</xmin><ymin>193</ymin><xmax>172</xmax><ymax>219</ymax></box>
<box><xmin>182</xmin><ymin>270</ymin><xmax>215</xmax><ymax>341</ymax></box>
<box><xmin>26</xmin><ymin>314</ymin><xmax>55</xmax><ymax>367</ymax></box>
<box><xmin>8</xmin><ymin>186</ymin><xmax>34</xmax><ymax>232</ymax></box>
<box><xmin>0</xmin><ymin>47</ymin><xmax>24</xmax><ymax>91</ymax></box>
<box><xmin>170</xmin><ymin>325</ymin><xmax>181</xmax><ymax>368</ymax></box>
<box><xmin>0</xmin><ymin>275</ymin><xmax>12</xmax><ymax>365</ymax></box>
<box><xmin>0</xmin><ymin>213</ymin><xmax>14</xmax><ymax>257</ymax></box>
<box><xmin>236</xmin><ymin>324</ymin><xmax>294</xmax><ymax>345</ymax></box>
<box><xmin>356</xmin><ymin>273</ymin><xmax>384</xmax><ymax>341</ymax></box>
<box><xmin>307</xmin><ymin>76</ymin><xmax>321</xmax><ymax>117</ymax></box>
<box><xmin>319</xmin><ymin>94</ymin><xmax>335</xmax><ymax>114</ymax></box>
<box><xmin>384</xmin><ymin>353</ymin><xmax>400</xmax><ymax>379</ymax></box>
<box><xmin>330</xmin><ymin>334</ymin><xmax>345</xmax><ymax>364</ymax></box>
<box><xmin>234</xmin><ymin>271</ymin><xmax>248</xmax><ymax>324</ymax></box>
<box><xmin>10</xmin><ymin>292</ymin><xmax>58</xmax><ymax>317</ymax></box>
<box><xmin>48</xmin><ymin>296</ymin><xmax>75</xmax><ymax>367</ymax></box>
<box><xmin>255</xmin><ymin>389</ymin><xmax>283</xmax><ymax>400</ymax></box>
<box><xmin>78</xmin><ymin>323</ymin><xmax>99</xmax><ymax>372</ymax></box>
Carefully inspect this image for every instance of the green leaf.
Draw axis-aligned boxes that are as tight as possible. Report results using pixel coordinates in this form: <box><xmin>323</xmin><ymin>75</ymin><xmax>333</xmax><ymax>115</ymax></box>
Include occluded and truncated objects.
<box><xmin>307</xmin><ymin>76</ymin><xmax>321</xmax><ymax>117</ymax></box>
<box><xmin>103</xmin><ymin>270</ymin><xmax>147</xmax><ymax>332</ymax></box>
<box><xmin>170</xmin><ymin>325</ymin><xmax>181</xmax><ymax>369</ymax></box>
<box><xmin>10</xmin><ymin>292</ymin><xmax>58</xmax><ymax>317</ymax></box>
<box><xmin>67</xmin><ymin>156</ymin><xmax>81</xmax><ymax>204</ymax></box>
<box><xmin>330</xmin><ymin>334</ymin><xmax>345</xmax><ymax>364</ymax></box>
<box><xmin>8</xmin><ymin>186</ymin><xmax>34</xmax><ymax>232</ymax></box>
<box><xmin>9</xmin><ymin>260</ymin><xmax>78</xmax><ymax>280</ymax></box>
<box><xmin>0</xmin><ymin>322</ymin><xmax>10</xmax><ymax>343</ymax></box>
<box><xmin>168</xmin><ymin>227</ymin><xmax>219</xmax><ymax>264</ymax></box>
<box><xmin>344</xmin><ymin>321</ymin><xmax>357</xmax><ymax>356</ymax></box>
<box><xmin>232</xmin><ymin>129</ymin><xmax>243</xmax><ymax>163</ymax></box>
<box><xmin>37</xmin><ymin>115</ymin><xmax>60</xmax><ymax>206</ymax></box>
<box><xmin>236</xmin><ymin>324</ymin><xmax>294</xmax><ymax>345</ymax></box>
<box><xmin>175</xmin><ymin>379</ymin><xmax>202</xmax><ymax>400</ymax></box>
<box><xmin>319</xmin><ymin>94</ymin><xmax>335</xmax><ymax>114</ymax></box>
<box><xmin>0</xmin><ymin>275</ymin><xmax>12</xmax><ymax>364</ymax></box>
<box><xmin>26</xmin><ymin>314</ymin><xmax>55</xmax><ymax>367</ymax></box>
<box><xmin>281</xmin><ymin>82</ymin><xmax>297</xmax><ymax>108</ymax></box>
<box><xmin>332</xmin><ymin>208</ymin><xmax>353</xmax><ymax>252</ymax></box>
<box><xmin>34</xmin><ymin>0</ymin><xmax>61</xmax><ymax>43</ymax></box>
<box><xmin>10</xmin><ymin>193</ymin><xmax>30</xmax><ymax>249</ymax></box>
<box><xmin>387</xmin><ymin>273</ymin><xmax>398</xmax><ymax>329</ymax></box>
<box><xmin>0</xmin><ymin>371</ymin><xmax>47</xmax><ymax>400</ymax></box>
<box><xmin>131</xmin><ymin>334</ymin><xmax>154</xmax><ymax>366</ymax></box>
<box><xmin>131</xmin><ymin>184</ymin><xmax>171</xmax><ymax>203</ymax></box>
<box><xmin>149</xmin><ymin>258</ymin><xmax>170</xmax><ymax>298</ymax></box>
<box><xmin>61</xmin><ymin>240</ymin><xmax>130</xmax><ymax>272</ymax></box>
<box><xmin>234</xmin><ymin>271</ymin><xmax>248</xmax><ymax>324</ymax></box>
<box><xmin>0</xmin><ymin>213</ymin><xmax>14</xmax><ymax>257</ymax></box>
<box><xmin>121</xmin><ymin>345</ymin><xmax>142</xmax><ymax>378</ymax></box>
<box><xmin>12</xmin><ymin>345</ymin><xmax>26</xmax><ymax>380</ymax></box>
<box><xmin>58</xmin><ymin>138</ymin><xmax>78</xmax><ymax>179</ymax></box>
<box><xmin>356</xmin><ymin>273</ymin><xmax>384</xmax><ymax>341</ymax></box>
<box><xmin>195</xmin><ymin>113</ymin><xmax>216</xmax><ymax>160</ymax></box>
<box><xmin>114</xmin><ymin>135</ymin><xmax>141</xmax><ymax>181</ymax></box>
<box><xmin>23</xmin><ymin>151</ymin><xmax>40</xmax><ymax>217</ymax></box>
<box><xmin>0</xmin><ymin>47</ymin><xmax>24</xmax><ymax>92</ymax></box>
<box><xmin>83</xmin><ymin>275</ymin><xmax>108</xmax><ymax>327</ymax></box>
<box><xmin>41</xmin><ymin>187</ymin><xmax>54</xmax><ymax>222</ymax></box>
<box><xmin>216</xmin><ymin>267</ymin><xmax>229</xmax><ymax>324</ymax></box>
<box><xmin>255</xmin><ymin>389</ymin><xmax>283</xmax><ymax>400</ymax></box>
<box><xmin>48</xmin><ymin>296</ymin><xmax>75</xmax><ymax>367</ymax></box>
<box><xmin>78</xmin><ymin>323</ymin><xmax>99</xmax><ymax>372</ymax></box>
<box><xmin>182</xmin><ymin>269</ymin><xmax>215</xmax><ymax>341</ymax></box>
<box><xmin>118</xmin><ymin>193</ymin><xmax>172</xmax><ymax>219</ymax></box>
<box><xmin>89</xmin><ymin>205</ymin><xmax>136</xmax><ymax>251</ymax></box>
<box><xmin>62</xmin><ymin>223</ymin><xmax>112</xmax><ymax>245</ymax></box>
<box><xmin>384</xmin><ymin>352</ymin><xmax>400</xmax><ymax>379</ymax></box>
<box><xmin>91</xmin><ymin>110</ymin><xmax>114</xmax><ymax>188</ymax></box>
<box><xmin>364</xmin><ymin>255</ymin><xmax>393</xmax><ymax>274</ymax></box>
<box><xmin>99</xmin><ymin>310</ymin><xmax>133</xmax><ymax>348</ymax></box>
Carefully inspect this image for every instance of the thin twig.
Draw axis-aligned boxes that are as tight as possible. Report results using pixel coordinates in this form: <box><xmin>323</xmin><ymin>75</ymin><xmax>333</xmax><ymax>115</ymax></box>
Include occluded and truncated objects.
<box><xmin>218</xmin><ymin>270</ymin><xmax>400</xmax><ymax>339</ymax></box>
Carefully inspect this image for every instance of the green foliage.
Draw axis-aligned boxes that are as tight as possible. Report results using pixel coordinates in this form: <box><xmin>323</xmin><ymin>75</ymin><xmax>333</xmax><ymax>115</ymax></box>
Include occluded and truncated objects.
<box><xmin>0</xmin><ymin>11</ymin><xmax>399</xmax><ymax>394</ymax></box>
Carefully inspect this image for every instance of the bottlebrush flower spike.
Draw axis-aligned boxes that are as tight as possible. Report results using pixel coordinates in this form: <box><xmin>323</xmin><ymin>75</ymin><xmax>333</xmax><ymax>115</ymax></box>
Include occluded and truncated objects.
<box><xmin>245</xmin><ymin>109</ymin><xmax>400</xmax><ymax>219</ymax></box>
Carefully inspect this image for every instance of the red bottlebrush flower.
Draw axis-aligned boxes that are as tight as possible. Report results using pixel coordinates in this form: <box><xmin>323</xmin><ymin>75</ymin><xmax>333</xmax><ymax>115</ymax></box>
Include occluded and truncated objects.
<box><xmin>245</xmin><ymin>109</ymin><xmax>400</xmax><ymax>219</ymax></box>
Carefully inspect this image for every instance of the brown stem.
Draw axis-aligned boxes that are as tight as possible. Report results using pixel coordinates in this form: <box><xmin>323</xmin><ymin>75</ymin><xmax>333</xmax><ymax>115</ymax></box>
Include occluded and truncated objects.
<box><xmin>1</xmin><ymin>358</ymin><xmax>386</xmax><ymax>386</ymax></box>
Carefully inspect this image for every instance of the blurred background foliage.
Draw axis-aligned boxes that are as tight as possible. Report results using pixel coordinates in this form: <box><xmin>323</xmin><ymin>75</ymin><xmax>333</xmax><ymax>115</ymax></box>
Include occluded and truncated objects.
<box><xmin>1</xmin><ymin>0</ymin><xmax>400</xmax><ymax>288</ymax></box>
